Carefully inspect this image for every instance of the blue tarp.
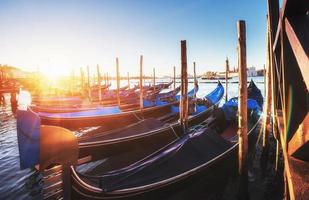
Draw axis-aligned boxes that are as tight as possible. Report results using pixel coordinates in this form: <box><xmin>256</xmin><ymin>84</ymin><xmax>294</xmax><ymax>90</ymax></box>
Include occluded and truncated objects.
<box><xmin>192</xmin><ymin>105</ymin><xmax>208</xmax><ymax>115</ymax></box>
<box><xmin>205</xmin><ymin>82</ymin><xmax>224</xmax><ymax>105</ymax></box>
<box><xmin>17</xmin><ymin>109</ymin><xmax>40</xmax><ymax>169</ymax></box>
<box><xmin>222</xmin><ymin>81</ymin><xmax>263</xmax><ymax>121</ymax></box>
<box><xmin>173</xmin><ymin>82</ymin><xmax>224</xmax><ymax>114</ymax></box>
<box><xmin>38</xmin><ymin>106</ymin><xmax>122</xmax><ymax>118</ymax></box>
<box><xmin>171</xmin><ymin>105</ymin><xmax>180</xmax><ymax>114</ymax></box>
<box><xmin>143</xmin><ymin>99</ymin><xmax>168</xmax><ymax>108</ymax></box>
<box><xmin>222</xmin><ymin>98</ymin><xmax>262</xmax><ymax>121</ymax></box>
<box><xmin>176</xmin><ymin>86</ymin><xmax>198</xmax><ymax>101</ymax></box>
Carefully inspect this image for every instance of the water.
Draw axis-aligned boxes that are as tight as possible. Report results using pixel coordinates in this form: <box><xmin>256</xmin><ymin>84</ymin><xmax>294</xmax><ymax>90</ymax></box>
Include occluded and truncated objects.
<box><xmin>0</xmin><ymin>96</ymin><xmax>42</xmax><ymax>200</ymax></box>
<box><xmin>0</xmin><ymin>76</ymin><xmax>264</xmax><ymax>199</ymax></box>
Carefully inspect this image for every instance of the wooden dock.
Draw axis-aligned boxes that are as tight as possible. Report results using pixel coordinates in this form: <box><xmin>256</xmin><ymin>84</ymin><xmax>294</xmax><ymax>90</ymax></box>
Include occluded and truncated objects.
<box><xmin>266</xmin><ymin>0</ymin><xmax>309</xmax><ymax>199</ymax></box>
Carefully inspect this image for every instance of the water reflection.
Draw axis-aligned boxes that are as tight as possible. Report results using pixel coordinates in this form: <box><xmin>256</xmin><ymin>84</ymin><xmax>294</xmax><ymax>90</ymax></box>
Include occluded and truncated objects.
<box><xmin>10</xmin><ymin>92</ymin><xmax>18</xmax><ymax>114</ymax></box>
<box><xmin>0</xmin><ymin>93</ymin><xmax>42</xmax><ymax>199</ymax></box>
<box><xmin>24</xmin><ymin>168</ymin><xmax>43</xmax><ymax>198</ymax></box>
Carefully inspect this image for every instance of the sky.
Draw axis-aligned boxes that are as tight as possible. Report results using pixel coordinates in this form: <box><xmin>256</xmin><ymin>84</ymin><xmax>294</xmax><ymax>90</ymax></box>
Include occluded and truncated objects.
<box><xmin>0</xmin><ymin>0</ymin><xmax>268</xmax><ymax>77</ymax></box>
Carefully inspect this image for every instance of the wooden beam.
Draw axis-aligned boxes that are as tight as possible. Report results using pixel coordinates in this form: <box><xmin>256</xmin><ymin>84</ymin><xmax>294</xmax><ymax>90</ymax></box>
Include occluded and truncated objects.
<box><xmin>285</xmin><ymin>18</ymin><xmax>309</xmax><ymax>90</ymax></box>
<box><xmin>281</xmin><ymin>0</ymin><xmax>309</xmax><ymax>18</ymax></box>
<box><xmin>267</xmin><ymin>0</ymin><xmax>279</xmax><ymax>144</ymax></box>
<box><xmin>276</xmin><ymin>110</ymin><xmax>296</xmax><ymax>200</ymax></box>
<box><xmin>273</xmin><ymin>21</ymin><xmax>281</xmax><ymax>52</ymax></box>
<box><xmin>288</xmin><ymin>112</ymin><xmax>309</xmax><ymax>160</ymax></box>
<box><xmin>237</xmin><ymin>20</ymin><xmax>248</xmax><ymax>175</ymax></box>
<box><xmin>280</xmin><ymin>12</ymin><xmax>288</xmax><ymax>147</ymax></box>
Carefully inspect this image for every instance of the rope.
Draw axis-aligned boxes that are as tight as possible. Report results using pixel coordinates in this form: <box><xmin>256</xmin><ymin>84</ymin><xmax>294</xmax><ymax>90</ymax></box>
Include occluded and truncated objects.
<box><xmin>132</xmin><ymin>111</ymin><xmax>143</xmax><ymax>121</ymax></box>
<box><xmin>187</xmin><ymin>124</ymin><xmax>205</xmax><ymax>133</ymax></box>
<box><xmin>169</xmin><ymin>124</ymin><xmax>180</xmax><ymax>138</ymax></box>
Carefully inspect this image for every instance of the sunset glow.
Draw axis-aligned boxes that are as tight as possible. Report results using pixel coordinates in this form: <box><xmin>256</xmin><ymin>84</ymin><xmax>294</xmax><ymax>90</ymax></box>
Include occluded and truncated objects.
<box><xmin>0</xmin><ymin>0</ymin><xmax>267</xmax><ymax>77</ymax></box>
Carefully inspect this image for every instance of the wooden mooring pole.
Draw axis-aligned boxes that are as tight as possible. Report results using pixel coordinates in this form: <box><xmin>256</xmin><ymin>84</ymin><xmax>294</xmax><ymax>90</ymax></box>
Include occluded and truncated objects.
<box><xmin>225</xmin><ymin>57</ymin><xmax>229</xmax><ymax>102</ymax></box>
<box><xmin>70</xmin><ymin>69</ymin><xmax>75</xmax><ymax>96</ymax></box>
<box><xmin>10</xmin><ymin>92</ymin><xmax>17</xmax><ymax>113</ymax></box>
<box><xmin>237</xmin><ymin>20</ymin><xmax>248</xmax><ymax>199</ymax></box>
<box><xmin>97</xmin><ymin>64</ymin><xmax>102</xmax><ymax>103</ymax></box>
<box><xmin>103</xmin><ymin>73</ymin><xmax>106</xmax><ymax>86</ymax></box>
<box><xmin>266</xmin><ymin>0</ymin><xmax>279</xmax><ymax>173</ymax></box>
<box><xmin>87</xmin><ymin>65</ymin><xmax>91</xmax><ymax>101</ymax></box>
<box><xmin>237</xmin><ymin>20</ymin><xmax>248</xmax><ymax>175</ymax></box>
<box><xmin>193</xmin><ymin>62</ymin><xmax>197</xmax><ymax>98</ymax></box>
<box><xmin>262</xmin><ymin>15</ymin><xmax>272</xmax><ymax>149</ymax></box>
<box><xmin>173</xmin><ymin>66</ymin><xmax>176</xmax><ymax>91</ymax></box>
<box><xmin>92</xmin><ymin>71</ymin><xmax>95</xmax><ymax>89</ymax></box>
<box><xmin>153</xmin><ymin>68</ymin><xmax>156</xmax><ymax>91</ymax></box>
<box><xmin>263</xmin><ymin>64</ymin><xmax>266</xmax><ymax>97</ymax></box>
<box><xmin>80</xmin><ymin>67</ymin><xmax>85</xmax><ymax>92</ymax></box>
<box><xmin>140</xmin><ymin>55</ymin><xmax>144</xmax><ymax>111</ymax></box>
<box><xmin>127</xmin><ymin>72</ymin><xmax>130</xmax><ymax>88</ymax></box>
<box><xmin>116</xmin><ymin>58</ymin><xmax>120</xmax><ymax>106</ymax></box>
<box><xmin>260</xmin><ymin>15</ymin><xmax>273</xmax><ymax>176</ymax></box>
<box><xmin>180</xmin><ymin>40</ymin><xmax>189</xmax><ymax>133</ymax></box>
<box><xmin>106</xmin><ymin>72</ymin><xmax>109</xmax><ymax>87</ymax></box>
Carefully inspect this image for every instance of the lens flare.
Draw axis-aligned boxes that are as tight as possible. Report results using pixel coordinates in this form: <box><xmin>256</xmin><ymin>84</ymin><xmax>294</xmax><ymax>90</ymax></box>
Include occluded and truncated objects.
<box><xmin>285</xmin><ymin>85</ymin><xmax>293</xmax><ymax>141</ymax></box>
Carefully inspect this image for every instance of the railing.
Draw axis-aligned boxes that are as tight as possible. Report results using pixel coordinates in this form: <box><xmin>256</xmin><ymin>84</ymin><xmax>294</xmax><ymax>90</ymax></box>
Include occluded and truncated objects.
<box><xmin>267</xmin><ymin>0</ymin><xmax>309</xmax><ymax>199</ymax></box>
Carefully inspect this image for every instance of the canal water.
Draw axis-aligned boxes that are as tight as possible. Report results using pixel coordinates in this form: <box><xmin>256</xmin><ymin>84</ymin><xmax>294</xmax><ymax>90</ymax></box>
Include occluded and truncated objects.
<box><xmin>0</xmin><ymin>77</ymin><xmax>264</xmax><ymax>199</ymax></box>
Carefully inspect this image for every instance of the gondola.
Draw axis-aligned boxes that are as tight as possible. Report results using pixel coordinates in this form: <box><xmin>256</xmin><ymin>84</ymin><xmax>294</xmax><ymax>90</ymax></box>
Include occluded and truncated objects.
<box><xmin>94</xmin><ymin>82</ymin><xmax>173</xmax><ymax>106</ymax></box>
<box><xmin>70</xmin><ymin>81</ymin><xmax>263</xmax><ymax>199</ymax></box>
<box><xmin>91</xmin><ymin>83</ymin><xmax>113</xmax><ymax>93</ymax></box>
<box><xmin>29</xmin><ymin>86</ymin><xmax>181</xmax><ymax>114</ymax></box>
<box><xmin>31</xmin><ymin>96</ymin><xmax>84</xmax><ymax>106</ymax></box>
<box><xmin>30</xmin><ymin>84</ymin><xmax>200</xmax><ymax>129</ymax></box>
<box><xmin>16</xmin><ymin>81</ymin><xmax>262</xmax><ymax>199</ymax></box>
<box><xmin>75</xmin><ymin>82</ymin><xmax>223</xmax><ymax>161</ymax></box>
<box><xmin>31</xmin><ymin>84</ymin><xmax>110</xmax><ymax>106</ymax></box>
<box><xmin>138</xmin><ymin>82</ymin><xmax>173</xmax><ymax>91</ymax></box>
<box><xmin>31</xmin><ymin>83</ymin><xmax>163</xmax><ymax>107</ymax></box>
<box><xmin>91</xmin><ymin>84</ymin><xmax>135</xmax><ymax>103</ymax></box>
<box><xmin>16</xmin><ymin>83</ymin><xmax>224</xmax><ymax>171</ymax></box>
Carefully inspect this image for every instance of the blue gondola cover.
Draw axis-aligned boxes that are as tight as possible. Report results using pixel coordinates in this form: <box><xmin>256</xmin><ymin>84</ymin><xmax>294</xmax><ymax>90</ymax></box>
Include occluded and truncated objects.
<box><xmin>222</xmin><ymin>97</ymin><xmax>261</xmax><ymax>121</ymax></box>
<box><xmin>38</xmin><ymin>106</ymin><xmax>121</xmax><ymax>118</ymax></box>
<box><xmin>205</xmin><ymin>82</ymin><xmax>224</xmax><ymax>104</ymax></box>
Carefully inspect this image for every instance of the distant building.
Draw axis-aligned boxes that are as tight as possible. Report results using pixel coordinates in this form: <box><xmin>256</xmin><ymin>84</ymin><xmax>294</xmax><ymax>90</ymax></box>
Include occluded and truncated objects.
<box><xmin>0</xmin><ymin>65</ymin><xmax>33</xmax><ymax>79</ymax></box>
<box><xmin>256</xmin><ymin>69</ymin><xmax>265</xmax><ymax>76</ymax></box>
<box><xmin>247</xmin><ymin>67</ymin><xmax>257</xmax><ymax>77</ymax></box>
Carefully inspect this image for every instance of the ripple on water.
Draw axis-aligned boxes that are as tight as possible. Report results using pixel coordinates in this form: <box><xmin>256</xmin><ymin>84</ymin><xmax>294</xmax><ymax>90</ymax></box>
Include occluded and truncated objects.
<box><xmin>0</xmin><ymin>97</ymin><xmax>42</xmax><ymax>199</ymax></box>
